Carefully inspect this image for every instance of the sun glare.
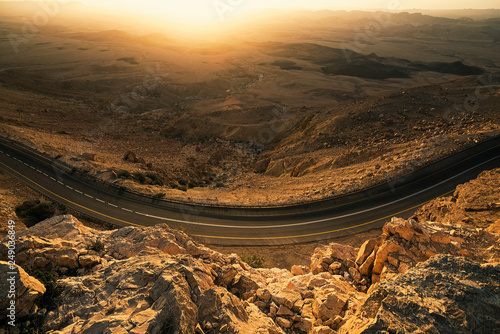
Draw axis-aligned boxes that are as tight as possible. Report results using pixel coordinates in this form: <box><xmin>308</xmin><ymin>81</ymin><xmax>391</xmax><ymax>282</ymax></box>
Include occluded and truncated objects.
<box><xmin>87</xmin><ymin>0</ymin><xmax>236</xmax><ymax>29</ymax></box>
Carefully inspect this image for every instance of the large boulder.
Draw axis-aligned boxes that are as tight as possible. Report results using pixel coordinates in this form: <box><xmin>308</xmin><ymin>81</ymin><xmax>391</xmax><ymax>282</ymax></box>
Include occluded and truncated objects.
<box><xmin>16</xmin><ymin>214</ymin><xmax>97</xmax><ymax>245</ymax></box>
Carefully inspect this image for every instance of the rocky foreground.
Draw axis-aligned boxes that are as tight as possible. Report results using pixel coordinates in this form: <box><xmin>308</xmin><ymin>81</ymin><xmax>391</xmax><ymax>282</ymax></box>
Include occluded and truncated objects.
<box><xmin>1</xmin><ymin>170</ymin><xmax>500</xmax><ymax>333</ymax></box>
<box><xmin>0</xmin><ymin>215</ymin><xmax>498</xmax><ymax>333</ymax></box>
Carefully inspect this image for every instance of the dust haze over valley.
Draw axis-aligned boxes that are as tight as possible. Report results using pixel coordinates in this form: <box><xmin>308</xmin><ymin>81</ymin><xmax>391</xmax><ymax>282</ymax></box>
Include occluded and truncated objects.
<box><xmin>1</xmin><ymin>1</ymin><xmax>500</xmax><ymax>206</ymax></box>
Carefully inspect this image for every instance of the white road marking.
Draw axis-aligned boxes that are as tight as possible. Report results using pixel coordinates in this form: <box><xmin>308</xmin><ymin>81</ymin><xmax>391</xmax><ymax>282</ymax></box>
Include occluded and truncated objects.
<box><xmin>135</xmin><ymin>212</ymin><xmax>147</xmax><ymax>216</ymax></box>
<box><xmin>75</xmin><ymin>190</ymin><xmax>83</xmax><ymax>194</ymax></box>
<box><xmin>85</xmin><ymin>194</ymin><xmax>93</xmax><ymax>199</ymax></box>
<box><xmin>95</xmin><ymin>198</ymin><xmax>105</xmax><ymax>203</ymax></box>
<box><xmin>50</xmin><ymin>177</ymin><xmax>56</xmax><ymax>181</ymax></box>
<box><xmin>30</xmin><ymin>166</ymin><xmax>35</xmax><ymax>170</ymax></box>
<box><xmin>36</xmin><ymin>169</ymin><xmax>42</xmax><ymax>173</ymax></box>
<box><xmin>139</xmin><ymin>155</ymin><xmax>500</xmax><ymax>229</ymax></box>
<box><xmin>24</xmin><ymin>163</ymin><xmax>29</xmax><ymax>166</ymax></box>
<box><xmin>66</xmin><ymin>185</ymin><xmax>73</xmax><ymax>190</ymax></box>
<box><xmin>108</xmin><ymin>203</ymin><xmax>118</xmax><ymax>208</ymax></box>
<box><xmin>122</xmin><ymin>208</ymin><xmax>133</xmax><ymax>212</ymax></box>
<box><xmin>43</xmin><ymin>173</ymin><xmax>48</xmax><ymax>177</ymax></box>
<box><xmin>6</xmin><ymin>153</ymin><xmax>10</xmax><ymax>157</ymax></box>
<box><xmin>57</xmin><ymin>181</ymin><xmax>64</xmax><ymax>185</ymax></box>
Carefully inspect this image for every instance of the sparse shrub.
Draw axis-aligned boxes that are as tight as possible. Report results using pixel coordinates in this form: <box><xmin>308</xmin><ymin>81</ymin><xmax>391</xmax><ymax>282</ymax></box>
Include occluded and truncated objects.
<box><xmin>116</xmin><ymin>170</ymin><xmax>131</xmax><ymax>178</ymax></box>
<box><xmin>240</xmin><ymin>253</ymin><xmax>266</xmax><ymax>268</ymax></box>
<box><xmin>152</xmin><ymin>179</ymin><xmax>164</xmax><ymax>186</ymax></box>
<box><xmin>133</xmin><ymin>172</ymin><xmax>146</xmax><ymax>184</ymax></box>
<box><xmin>178</xmin><ymin>179</ymin><xmax>188</xmax><ymax>186</ymax></box>
<box><xmin>216</xmin><ymin>182</ymin><xmax>225</xmax><ymax>188</ymax></box>
<box><xmin>189</xmin><ymin>180</ymin><xmax>205</xmax><ymax>188</ymax></box>
<box><xmin>15</xmin><ymin>201</ymin><xmax>55</xmax><ymax>227</ymax></box>
<box><xmin>53</xmin><ymin>202</ymin><xmax>67</xmax><ymax>214</ymax></box>
<box><xmin>20</xmin><ymin>268</ymin><xmax>62</xmax><ymax>333</ymax></box>
<box><xmin>87</xmin><ymin>239</ymin><xmax>106</xmax><ymax>252</ymax></box>
<box><xmin>178</xmin><ymin>185</ymin><xmax>188</xmax><ymax>192</ymax></box>
<box><xmin>169</xmin><ymin>183</ymin><xmax>179</xmax><ymax>189</ymax></box>
<box><xmin>146</xmin><ymin>173</ymin><xmax>165</xmax><ymax>186</ymax></box>
<box><xmin>154</xmin><ymin>193</ymin><xmax>166</xmax><ymax>199</ymax></box>
<box><xmin>146</xmin><ymin>172</ymin><xmax>158</xmax><ymax>179</ymax></box>
<box><xmin>25</xmin><ymin>268</ymin><xmax>62</xmax><ymax>311</ymax></box>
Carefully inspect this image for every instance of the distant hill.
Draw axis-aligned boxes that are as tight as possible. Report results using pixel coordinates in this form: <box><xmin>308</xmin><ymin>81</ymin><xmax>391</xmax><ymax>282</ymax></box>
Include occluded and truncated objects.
<box><xmin>267</xmin><ymin>42</ymin><xmax>484</xmax><ymax>79</ymax></box>
<box><xmin>407</xmin><ymin>9</ymin><xmax>500</xmax><ymax>20</ymax></box>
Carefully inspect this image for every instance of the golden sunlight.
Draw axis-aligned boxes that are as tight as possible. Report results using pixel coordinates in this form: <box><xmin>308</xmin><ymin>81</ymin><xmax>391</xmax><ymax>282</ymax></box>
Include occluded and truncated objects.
<box><xmin>85</xmin><ymin>0</ymin><xmax>243</xmax><ymax>28</ymax></box>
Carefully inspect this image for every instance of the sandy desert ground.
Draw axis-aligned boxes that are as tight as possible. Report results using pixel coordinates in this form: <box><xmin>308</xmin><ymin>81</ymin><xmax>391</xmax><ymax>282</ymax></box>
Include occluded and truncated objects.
<box><xmin>0</xmin><ymin>3</ymin><xmax>499</xmax><ymax>206</ymax></box>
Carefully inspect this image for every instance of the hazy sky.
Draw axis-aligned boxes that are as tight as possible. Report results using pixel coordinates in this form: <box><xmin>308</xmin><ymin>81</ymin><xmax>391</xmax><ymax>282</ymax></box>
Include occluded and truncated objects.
<box><xmin>3</xmin><ymin>0</ymin><xmax>500</xmax><ymax>10</ymax></box>
<box><xmin>3</xmin><ymin>0</ymin><xmax>499</xmax><ymax>28</ymax></box>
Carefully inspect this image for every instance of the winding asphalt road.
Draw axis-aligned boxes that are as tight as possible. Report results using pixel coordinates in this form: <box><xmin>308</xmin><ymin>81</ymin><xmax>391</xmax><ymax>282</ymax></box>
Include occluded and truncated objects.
<box><xmin>0</xmin><ymin>136</ymin><xmax>499</xmax><ymax>246</ymax></box>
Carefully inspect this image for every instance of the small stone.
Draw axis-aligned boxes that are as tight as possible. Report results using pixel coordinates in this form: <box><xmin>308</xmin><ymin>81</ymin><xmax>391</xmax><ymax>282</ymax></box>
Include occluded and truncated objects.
<box><xmin>256</xmin><ymin>288</ymin><xmax>271</xmax><ymax>301</ymax></box>
<box><xmin>276</xmin><ymin>317</ymin><xmax>292</xmax><ymax>329</ymax></box>
<box><xmin>277</xmin><ymin>305</ymin><xmax>294</xmax><ymax>316</ymax></box>
<box><xmin>348</xmin><ymin>267</ymin><xmax>361</xmax><ymax>283</ymax></box>
<box><xmin>329</xmin><ymin>261</ymin><xmax>342</xmax><ymax>271</ymax></box>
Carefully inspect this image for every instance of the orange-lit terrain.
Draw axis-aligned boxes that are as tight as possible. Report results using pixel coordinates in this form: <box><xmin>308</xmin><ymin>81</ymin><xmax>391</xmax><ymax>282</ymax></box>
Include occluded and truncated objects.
<box><xmin>0</xmin><ymin>2</ymin><xmax>499</xmax><ymax>333</ymax></box>
<box><xmin>1</xmin><ymin>2</ymin><xmax>499</xmax><ymax>205</ymax></box>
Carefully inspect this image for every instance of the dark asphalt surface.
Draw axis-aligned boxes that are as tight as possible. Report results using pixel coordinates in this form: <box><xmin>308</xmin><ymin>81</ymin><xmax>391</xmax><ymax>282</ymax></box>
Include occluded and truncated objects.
<box><xmin>0</xmin><ymin>136</ymin><xmax>498</xmax><ymax>245</ymax></box>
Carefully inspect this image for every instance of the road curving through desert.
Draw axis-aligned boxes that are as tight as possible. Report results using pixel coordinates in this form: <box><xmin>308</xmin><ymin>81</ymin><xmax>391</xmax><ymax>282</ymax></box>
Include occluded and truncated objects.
<box><xmin>0</xmin><ymin>136</ymin><xmax>499</xmax><ymax>246</ymax></box>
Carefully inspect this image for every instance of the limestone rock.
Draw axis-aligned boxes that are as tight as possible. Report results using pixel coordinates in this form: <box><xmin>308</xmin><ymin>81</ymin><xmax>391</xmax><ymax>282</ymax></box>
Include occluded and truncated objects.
<box><xmin>276</xmin><ymin>316</ymin><xmax>292</xmax><ymax>329</ymax></box>
<box><xmin>372</xmin><ymin>240</ymin><xmax>402</xmax><ymax>274</ymax></box>
<box><xmin>256</xmin><ymin>288</ymin><xmax>272</xmax><ymax>301</ymax></box>
<box><xmin>413</xmin><ymin>168</ymin><xmax>500</xmax><ymax>229</ymax></box>
<box><xmin>6</xmin><ymin>209</ymin><xmax>495</xmax><ymax>334</ymax></box>
<box><xmin>348</xmin><ymin>267</ymin><xmax>361</xmax><ymax>283</ymax></box>
<box><xmin>339</xmin><ymin>255</ymin><xmax>500</xmax><ymax>333</ymax></box>
<box><xmin>16</xmin><ymin>214</ymin><xmax>97</xmax><ymax>244</ymax></box>
<box><xmin>358</xmin><ymin>251</ymin><xmax>376</xmax><ymax>276</ymax></box>
<box><xmin>271</xmin><ymin>289</ymin><xmax>302</xmax><ymax>310</ymax></box>
<box><xmin>0</xmin><ymin>261</ymin><xmax>46</xmax><ymax>319</ymax></box>
<box><xmin>291</xmin><ymin>265</ymin><xmax>309</xmax><ymax>276</ymax></box>
<box><xmin>312</xmin><ymin>325</ymin><xmax>336</xmax><ymax>334</ymax></box>
<box><xmin>355</xmin><ymin>239</ymin><xmax>379</xmax><ymax>266</ymax></box>
<box><xmin>277</xmin><ymin>305</ymin><xmax>294</xmax><ymax>316</ymax></box>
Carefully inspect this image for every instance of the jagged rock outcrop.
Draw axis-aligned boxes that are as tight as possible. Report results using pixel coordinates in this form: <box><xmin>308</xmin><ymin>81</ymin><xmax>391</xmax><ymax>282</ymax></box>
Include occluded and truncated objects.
<box><xmin>339</xmin><ymin>255</ymin><xmax>500</xmax><ymax>334</ymax></box>
<box><xmin>42</xmin><ymin>255</ymin><xmax>282</xmax><ymax>334</ymax></box>
<box><xmin>0</xmin><ymin>216</ymin><xmax>284</xmax><ymax>333</ymax></box>
<box><xmin>306</xmin><ymin>216</ymin><xmax>500</xmax><ymax>295</ymax></box>
<box><xmin>0</xmin><ymin>216</ymin><xmax>366</xmax><ymax>333</ymax></box>
<box><xmin>413</xmin><ymin>168</ymin><xmax>500</xmax><ymax>228</ymax></box>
